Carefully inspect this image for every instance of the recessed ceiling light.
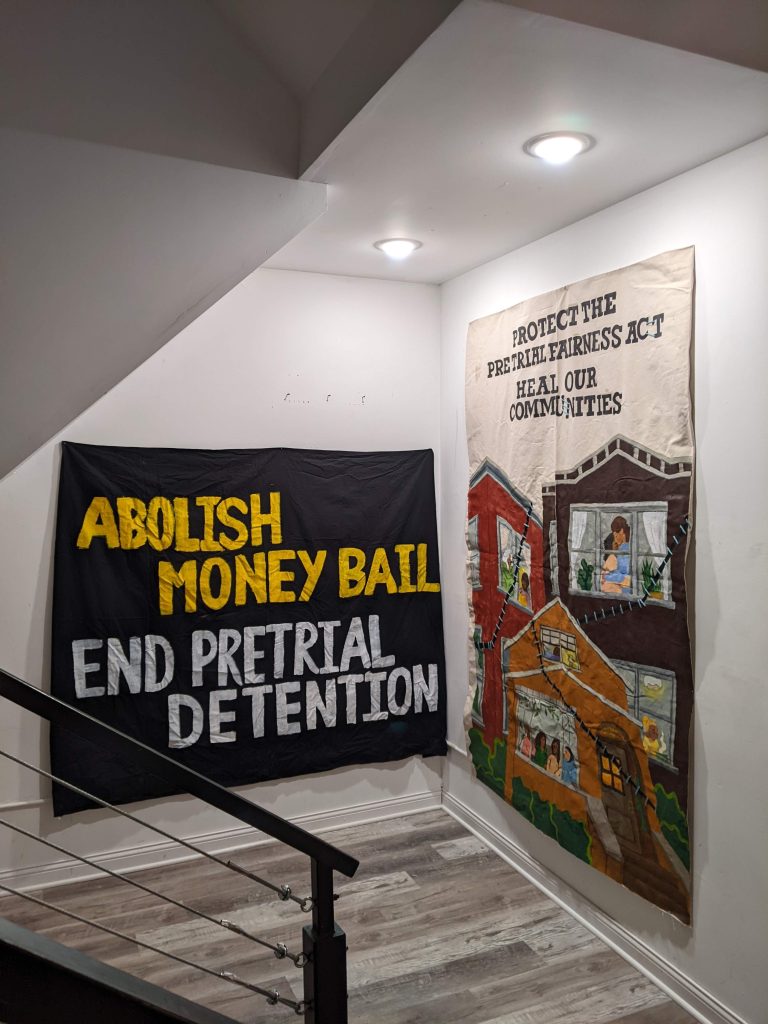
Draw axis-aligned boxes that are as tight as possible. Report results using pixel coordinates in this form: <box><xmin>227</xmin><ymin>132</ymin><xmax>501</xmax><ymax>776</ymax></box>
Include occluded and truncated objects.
<box><xmin>373</xmin><ymin>238</ymin><xmax>422</xmax><ymax>260</ymax></box>
<box><xmin>523</xmin><ymin>132</ymin><xmax>595</xmax><ymax>165</ymax></box>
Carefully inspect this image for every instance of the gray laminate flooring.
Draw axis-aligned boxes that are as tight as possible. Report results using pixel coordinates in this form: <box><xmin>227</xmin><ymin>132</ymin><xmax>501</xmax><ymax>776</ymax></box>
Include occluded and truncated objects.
<box><xmin>0</xmin><ymin>809</ymin><xmax>697</xmax><ymax>1023</ymax></box>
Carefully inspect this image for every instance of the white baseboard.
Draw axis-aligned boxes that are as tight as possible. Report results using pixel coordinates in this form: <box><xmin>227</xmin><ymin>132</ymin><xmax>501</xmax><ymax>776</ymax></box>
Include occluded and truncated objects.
<box><xmin>443</xmin><ymin>790</ymin><xmax>747</xmax><ymax>1024</ymax></box>
<box><xmin>0</xmin><ymin>798</ymin><xmax>46</xmax><ymax>813</ymax></box>
<box><xmin>0</xmin><ymin>788</ymin><xmax>441</xmax><ymax>893</ymax></box>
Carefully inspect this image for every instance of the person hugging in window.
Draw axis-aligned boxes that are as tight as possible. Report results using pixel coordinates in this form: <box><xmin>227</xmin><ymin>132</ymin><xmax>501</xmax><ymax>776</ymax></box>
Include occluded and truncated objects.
<box><xmin>546</xmin><ymin>738</ymin><xmax>562</xmax><ymax>777</ymax></box>
<box><xmin>600</xmin><ymin>515</ymin><xmax>632</xmax><ymax>594</ymax></box>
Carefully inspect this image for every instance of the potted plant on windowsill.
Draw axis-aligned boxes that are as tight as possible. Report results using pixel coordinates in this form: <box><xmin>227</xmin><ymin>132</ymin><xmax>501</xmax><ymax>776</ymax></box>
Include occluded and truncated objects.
<box><xmin>641</xmin><ymin>559</ymin><xmax>663</xmax><ymax>600</ymax></box>
<box><xmin>576</xmin><ymin>559</ymin><xmax>594</xmax><ymax>592</ymax></box>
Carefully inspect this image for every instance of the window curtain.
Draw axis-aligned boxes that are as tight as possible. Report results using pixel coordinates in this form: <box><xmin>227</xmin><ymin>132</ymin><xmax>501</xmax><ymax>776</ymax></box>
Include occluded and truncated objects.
<box><xmin>468</xmin><ymin>517</ymin><xmax>481</xmax><ymax>588</ymax></box>
<box><xmin>549</xmin><ymin>520</ymin><xmax>560</xmax><ymax>595</ymax></box>
<box><xmin>642</xmin><ymin>509</ymin><xmax>667</xmax><ymax>596</ymax></box>
<box><xmin>569</xmin><ymin>509</ymin><xmax>589</xmax><ymax>584</ymax></box>
<box><xmin>642</xmin><ymin>509</ymin><xmax>666</xmax><ymax>553</ymax></box>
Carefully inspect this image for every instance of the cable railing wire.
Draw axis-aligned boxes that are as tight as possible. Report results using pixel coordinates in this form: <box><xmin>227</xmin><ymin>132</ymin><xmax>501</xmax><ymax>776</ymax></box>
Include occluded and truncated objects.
<box><xmin>0</xmin><ymin>815</ymin><xmax>306</xmax><ymax>966</ymax></box>
<box><xmin>0</xmin><ymin>748</ymin><xmax>313</xmax><ymax>912</ymax></box>
<box><xmin>0</xmin><ymin>880</ymin><xmax>306</xmax><ymax>1015</ymax></box>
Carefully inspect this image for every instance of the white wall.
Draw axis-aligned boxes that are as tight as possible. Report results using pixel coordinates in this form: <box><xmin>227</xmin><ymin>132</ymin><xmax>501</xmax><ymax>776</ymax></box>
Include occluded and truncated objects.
<box><xmin>0</xmin><ymin>268</ymin><xmax>443</xmax><ymax>881</ymax></box>
<box><xmin>439</xmin><ymin>136</ymin><xmax>768</xmax><ymax>1024</ymax></box>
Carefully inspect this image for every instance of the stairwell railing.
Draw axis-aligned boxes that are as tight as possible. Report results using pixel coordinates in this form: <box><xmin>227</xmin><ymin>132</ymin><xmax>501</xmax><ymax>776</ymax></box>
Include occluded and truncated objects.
<box><xmin>0</xmin><ymin>668</ymin><xmax>359</xmax><ymax>1024</ymax></box>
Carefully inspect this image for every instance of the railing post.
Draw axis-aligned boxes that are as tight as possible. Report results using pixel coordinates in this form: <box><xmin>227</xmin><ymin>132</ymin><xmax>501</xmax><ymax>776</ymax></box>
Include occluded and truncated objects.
<box><xmin>302</xmin><ymin>859</ymin><xmax>348</xmax><ymax>1024</ymax></box>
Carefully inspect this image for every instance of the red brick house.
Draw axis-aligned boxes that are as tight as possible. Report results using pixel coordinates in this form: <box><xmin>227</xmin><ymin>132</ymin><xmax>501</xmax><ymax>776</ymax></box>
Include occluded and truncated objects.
<box><xmin>467</xmin><ymin>458</ymin><xmax>544</xmax><ymax>742</ymax></box>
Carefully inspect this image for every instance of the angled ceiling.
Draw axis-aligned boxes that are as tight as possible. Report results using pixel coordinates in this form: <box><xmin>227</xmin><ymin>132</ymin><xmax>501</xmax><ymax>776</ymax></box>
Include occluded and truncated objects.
<box><xmin>267</xmin><ymin>0</ymin><xmax>768</xmax><ymax>284</ymax></box>
<box><xmin>0</xmin><ymin>0</ymin><xmax>459</xmax><ymax>477</ymax></box>
<box><xmin>0</xmin><ymin>129</ymin><xmax>326</xmax><ymax>479</ymax></box>
<box><xmin>0</xmin><ymin>0</ymin><xmax>461</xmax><ymax>176</ymax></box>
<box><xmin>506</xmin><ymin>0</ymin><xmax>768</xmax><ymax>74</ymax></box>
<box><xmin>212</xmin><ymin>0</ymin><xmax>380</xmax><ymax>99</ymax></box>
<box><xmin>0</xmin><ymin>0</ymin><xmax>300</xmax><ymax>175</ymax></box>
<box><xmin>210</xmin><ymin>0</ymin><xmax>464</xmax><ymax>172</ymax></box>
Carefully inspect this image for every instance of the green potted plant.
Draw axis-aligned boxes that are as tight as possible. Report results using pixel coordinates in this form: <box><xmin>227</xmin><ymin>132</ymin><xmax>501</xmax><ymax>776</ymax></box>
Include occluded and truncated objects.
<box><xmin>576</xmin><ymin>558</ymin><xmax>594</xmax><ymax>592</ymax></box>
<box><xmin>641</xmin><ymin>559</ymin><xmax>663</xmax><ymax>600</ymax></box>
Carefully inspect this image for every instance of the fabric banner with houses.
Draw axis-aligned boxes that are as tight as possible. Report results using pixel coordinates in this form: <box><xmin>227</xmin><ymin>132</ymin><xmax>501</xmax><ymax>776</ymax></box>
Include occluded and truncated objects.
<box><xmin>51</xmin><ymin>443</ymin><xmax>446</xmax><ymax>815</ymax></box>
<box><xmin>464</xmin><ymin>248</ymin><xmax>694</xmax><ymax>923</ymax></box>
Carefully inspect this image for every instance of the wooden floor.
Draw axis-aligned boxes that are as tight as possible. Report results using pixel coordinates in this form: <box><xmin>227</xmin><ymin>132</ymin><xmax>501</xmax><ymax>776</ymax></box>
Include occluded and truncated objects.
<box><xmin>0</xmin><ymin>810</ymin><xmax>698</xmax><ymax>1024</ymax></box>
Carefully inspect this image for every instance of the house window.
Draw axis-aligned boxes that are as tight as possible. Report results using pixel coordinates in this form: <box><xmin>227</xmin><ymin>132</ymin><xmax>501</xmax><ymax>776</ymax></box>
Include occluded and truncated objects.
<box><xmin>471</xmin><ymin>627</ymin><xmax>485</xmax><ymax>725</ymax></box>
<box><xmin>600</xmin><ymin>753</ymin><xmax>624</xmax><ymax>792</ymax></box>
<box><xmin>548</xmin><ymin>519</ymin><xmax>559</xmax><ymax>596</ymax></box>
<box><xmin>613</xmin><ymin>660</ymin><xmax>676</xmax><ymax>768</ymax></box>
<box><xmin>540</xmin><ymin>626</ymin><xmax>580</xmax><ymax>671</ymax></box>
<box><xmin>468</xmin><ymin>515</ymin><xmax>481</xmax><ymax>589</ymax></box>
<box><xmin>513</xmin><ymin>684</ymin><xmax>580</xmax><ymax>788</ymax></box>
<box><xmin>568</xmin><ymin>503</ymin><xmax>671</xmax><ymax>603</ymax></box>
<box><xmin>497</xmin><ymin>517</ymin><xmax>532</xmax><ymax>611</ymax></box>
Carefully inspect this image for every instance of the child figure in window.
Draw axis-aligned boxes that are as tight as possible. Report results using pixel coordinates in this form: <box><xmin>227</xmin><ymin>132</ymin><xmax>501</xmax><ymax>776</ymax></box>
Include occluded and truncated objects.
<box><xmin>561</xmin><ymin>745</ymin><xmax>577</xmax><ymax>786</ymax></box>
<box><xmin>641</xmin><ymin>715</ymin><xmax>668</xmax><ymax>758</ymax></box>
<box><xmin>546</xmin><ymin>738</ymin><xmax>562</xmax><ymax>778</ymax></box>
<box><xmin>601</xmin><ymin>515</ymin><xmax>632</xmax><ymax>594</ymax></box>
<box><xmin>520</xmin><ymin>724</ymin><xmax>534</xmax><ymax>759</ymax></box>
<box><xmin>517</xmin><ymin>569</ymin><xmax>531</xmax><ymax>608</ymax></box>
<box><xmin>533</xmin><ymin>731</ymin><xmax>548</xmax><ymax>768</ymax></box>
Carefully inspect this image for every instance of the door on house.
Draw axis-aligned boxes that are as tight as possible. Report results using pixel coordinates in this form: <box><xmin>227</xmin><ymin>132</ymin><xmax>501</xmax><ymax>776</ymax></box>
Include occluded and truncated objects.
<box><xmin>597</xmin><ymin>734</ymin><xmax>643</xmax><ymax>855</ymax></box>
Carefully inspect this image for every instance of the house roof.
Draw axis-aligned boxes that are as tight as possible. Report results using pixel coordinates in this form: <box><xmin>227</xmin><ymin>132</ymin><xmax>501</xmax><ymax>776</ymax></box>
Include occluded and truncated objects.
<box><xmin>542</xmin><ymin>435</ymin><xmax>692</xmax><ymax>494</ymax></box>
<box><xmin>469</xmin><ymin>457</ymin><xmax>543</xmax><ymax>529</ymax></box>
<box><xmin>503</xmin><ymin>597</ymin><xmax>632</xmax><ymax>715</ymax></box>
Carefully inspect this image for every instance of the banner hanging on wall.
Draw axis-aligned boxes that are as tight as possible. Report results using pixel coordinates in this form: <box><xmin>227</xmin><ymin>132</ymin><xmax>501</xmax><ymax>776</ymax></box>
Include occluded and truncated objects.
<box><xmin>465</xmin><ymin>247</ymin><xmax>694</xmax><ymax>923</ymax></box>
<box><xmin>51</xmin><ymin>444</ymin><xmax>446</xmax><ymax>815</ymax></box>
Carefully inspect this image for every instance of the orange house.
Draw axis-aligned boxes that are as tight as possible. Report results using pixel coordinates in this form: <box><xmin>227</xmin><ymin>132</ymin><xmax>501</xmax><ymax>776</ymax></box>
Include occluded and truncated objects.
<box><xmin>503</xmin><ymin>599</ymin><xmax>691</xmax><ymax>922</ymax></box>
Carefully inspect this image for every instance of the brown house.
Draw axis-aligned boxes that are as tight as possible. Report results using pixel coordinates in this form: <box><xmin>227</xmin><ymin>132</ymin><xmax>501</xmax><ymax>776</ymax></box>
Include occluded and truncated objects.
<box><xmin>504</xmin><ymin>599</ymin><xmax>691</xmax><ymax>922</ymax></box>
<box><xmin>541</xmin><ymin>435</ymin><xmax>693</xmax><ymax>811</ymax></box>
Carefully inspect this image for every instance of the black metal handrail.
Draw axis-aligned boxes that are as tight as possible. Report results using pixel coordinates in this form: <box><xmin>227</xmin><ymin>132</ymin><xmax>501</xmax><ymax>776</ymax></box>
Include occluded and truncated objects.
<box><xmin>0</xmin><ymin>668</ymin><xmax>359</xmax><ymax>1023</ymax></box>
<box><xmin>0</xmin><ymin>916</ymin><xmax>240</xmax><ymax>1024</ymax></box>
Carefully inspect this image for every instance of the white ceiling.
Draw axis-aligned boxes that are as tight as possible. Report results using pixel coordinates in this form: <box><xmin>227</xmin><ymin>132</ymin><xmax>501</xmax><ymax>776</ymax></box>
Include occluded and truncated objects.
<box><xmin>266</xmin><ymin>0</ymin><xmax>768</xmax><ymax>284</ymax></box>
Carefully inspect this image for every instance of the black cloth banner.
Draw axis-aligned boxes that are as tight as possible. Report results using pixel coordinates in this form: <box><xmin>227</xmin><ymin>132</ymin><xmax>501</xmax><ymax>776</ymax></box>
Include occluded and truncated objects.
<box><xmin>51</xmin><ymin>443</ymin><xmax>446</xmax><ymax>815</ymax></box>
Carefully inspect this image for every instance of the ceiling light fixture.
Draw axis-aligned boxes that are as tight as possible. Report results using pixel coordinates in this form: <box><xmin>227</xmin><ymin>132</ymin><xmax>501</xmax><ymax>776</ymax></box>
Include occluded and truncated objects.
<box><xmin>523</xmin><ymin>132</ymin><xmax>594</xmax><ymax>165</ymax></box>
<box><xmin>373</xmin><ymin>238</ymin><xmax>422</xmax><ymax>260</ymax></box>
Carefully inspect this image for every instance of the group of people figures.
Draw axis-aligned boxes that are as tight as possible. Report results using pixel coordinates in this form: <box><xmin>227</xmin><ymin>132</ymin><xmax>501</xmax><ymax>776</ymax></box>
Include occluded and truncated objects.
<box><xmin>520</xmin><ymin>725</ymin><xmax>577</xmax><ymax>785</ymax></box>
